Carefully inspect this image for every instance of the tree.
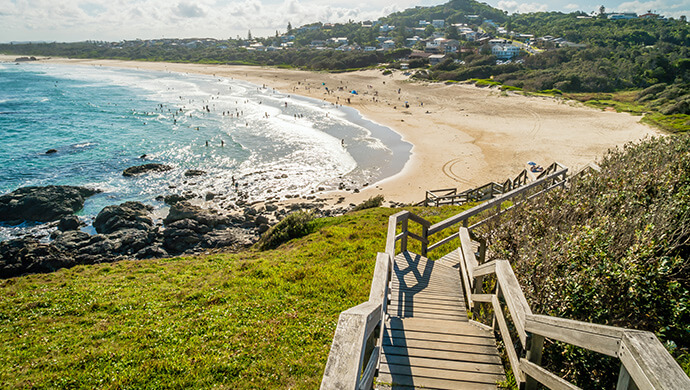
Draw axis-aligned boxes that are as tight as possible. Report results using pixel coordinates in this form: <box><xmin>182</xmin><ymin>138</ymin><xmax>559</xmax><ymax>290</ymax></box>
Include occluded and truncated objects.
<box><xmin>247</xmin><ymin>30</ymin><xmax>252</xmax><ymax>40</ymax></box>
<box><xmin>287</xmin><ymin>22</ymin><xmax>293</xmax><ymax>33</ymax></box>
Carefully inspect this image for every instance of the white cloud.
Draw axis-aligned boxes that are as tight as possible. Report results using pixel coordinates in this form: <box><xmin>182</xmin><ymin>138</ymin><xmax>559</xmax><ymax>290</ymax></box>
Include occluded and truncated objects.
<box><xmin>564</xmin><ymin>3</ymin><xmax>580</xmax><ymax>10</ymax></box>
<box><xmin>176</xmin><ymin>2</ymin><xmax>207</xmax><ymax>18</ymax></box>
<box><xmin>617</xmin><ymin>0</ymin><xmax>690</xmax><ymax>18</ymax></box>
<box><xmin>497</xmin><ymin>1</ymin><xmax>548</xmax><ymax>13</ymax></box>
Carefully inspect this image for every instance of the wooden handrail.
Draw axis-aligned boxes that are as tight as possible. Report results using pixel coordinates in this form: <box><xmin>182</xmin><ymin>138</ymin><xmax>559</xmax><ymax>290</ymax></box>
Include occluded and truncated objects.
<box><xmin>457</xmin><ymin>231</ymin><xmax>690</xmax><ymax>390</ymax></box>
<box><xmin>321</xmin><ymin>253</ymin><xmax>391</xmax><ymax>390</ymax></box>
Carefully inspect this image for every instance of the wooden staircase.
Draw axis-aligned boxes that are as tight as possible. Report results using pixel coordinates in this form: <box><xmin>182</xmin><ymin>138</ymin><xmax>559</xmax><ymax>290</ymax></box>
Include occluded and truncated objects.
<box><xmin>377</xmin><ymin>252</ymin><xmax>505</xmax><ymax>389</ymax></box>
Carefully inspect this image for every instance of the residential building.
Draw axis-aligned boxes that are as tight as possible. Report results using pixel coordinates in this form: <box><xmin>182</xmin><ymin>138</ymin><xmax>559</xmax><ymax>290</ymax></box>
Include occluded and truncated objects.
<box><xmin>432</xmin><ymin>19</ymin><xmax>445</xmax><ymax>28</ymax></box>
<box><xmin>382</xmin><ymin>40</ymin><xmax>396</xmax><ymax>50</ymax></box>
<box><xmin>608</xmin><ymin>12</ymin><xmax>637</xmax><ymax>19</ymax></box>
<box><xmin>429</xmin><ymin>54</ymin><xmax>447</xmax><ymax>65</ymax></box>
<box><xmin>491</xmin><ymin>44</ymin><xmax>520</xmax><ymax>59</ymax></box>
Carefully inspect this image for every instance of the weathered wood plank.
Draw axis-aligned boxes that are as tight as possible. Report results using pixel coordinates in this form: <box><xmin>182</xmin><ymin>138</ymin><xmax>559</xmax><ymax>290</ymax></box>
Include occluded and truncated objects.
<box><xmin>619</xmin><ymin>330</ymin><xmax>690</xmax><ymax>390</ymax></box>
<box><xmin>377</xmin><ymin>370</ymin><xmax>501</xmax><ymax>390</ymax></box>
<box><xmin>381</xmin><ymin>345</ymin><xmax>502</xmax><ymax>365</ymax></box>
<box><xmin>358</xmin><ymin>346</ymin><xmax>379</xmax><ymax>390</ymax></box>
<box><xmin>380</xmin><ymin>362</ymin><xmax>505</xmax><ymax>384</ymax></box>
<box><xmin>320</xmin><ymin>301</ymin><xmax>381</xmax><ymax>390</ymax></box>
<box><xmin>381</xmin><ymin>354</ymin><xmax>504</xmax><ymax>374</ymax></box>
<box><xmin>386</xmin><ymin>329</ymin><xmax>497</xmax><ymax>346</ymax></box>
<box><xmin>474</xmin><ymin>260</ymin><xmax>497</xmax><ymax>277</ymax></box>
<box><xmin>384</xmin><ymin>337</ymin><xmax>500</xmax><ymax>355</ymax></box>
<box><xmin>386</xmin><ymin>318</ymin><xmax>492</xmax><ymax>337</ymax></box>
<box><xmin>525</xmin><ymin>314</ymin><xmax>622</xmax><ymax>357</ymax></box>
<box><xmin>492</xmin><ymin>294</ymin><xmax>524</xmax><ymax>383</ymax></box>
<box><xmin>459</xmin><ymin>227</ymin><xmax>479</xmax><ymax>283</ymax></box>
<box><xmin>520</xmin><ymin>359</ymin><xmax>582</xmax><ymax>390</ymax></box>
<box><xmin>495</xmin><ymin>260</ymin><xmax>531</xmax><ymax>347</ymax></box>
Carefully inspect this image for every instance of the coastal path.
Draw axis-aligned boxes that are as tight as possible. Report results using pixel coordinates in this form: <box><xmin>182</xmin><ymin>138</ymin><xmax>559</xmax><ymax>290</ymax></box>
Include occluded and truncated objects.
<box><xmin>321</xmin><ymin>162</ymin><xmax>690</xmax><ymax>390</ymax></box>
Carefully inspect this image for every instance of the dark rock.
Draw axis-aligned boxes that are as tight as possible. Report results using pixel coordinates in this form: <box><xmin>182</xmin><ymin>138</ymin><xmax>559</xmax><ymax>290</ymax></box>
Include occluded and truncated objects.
<box><xmin>257</xmin><ymin>224</ymin><xmax>270</xmax><ymax>234</ymax></box>
<box><xmin>163</xmin><ymin>227</ymin><xmax>202</xmax><ymax>253</ymax></box>
<box><xmin>122</xmin><ymin>163</ymin><xmax>173</xmax><ymax>177</ymax></box>
<box><xmin>184</xmin><ymin>169</ymin><xmax>206</xmax><ymax>177</ymax></box>
<box><xmin>354</xmin><ymin>188</ymin><xmax>360</xmax><ymax>193</ymax></box>
<box><xmin>166</xmin><ymin>218</ymin><xmax>211</xmax><ymax>234</ymax></box>
<box><xmin>255</xmin><ymin>215</ymin><xmax>269</xmax><ymax>225</ymax></box>
<box><xmin>93</xmin><ymin>202</ymin><xmax>154</xmax><ymax>234</ymax></box>
<box><xmin>0</xmin><ymin>185</ymin><xmax>100</xmax><ymax>223</ymax></box>
<box><xmin>164</xmin><ymin>194</ymin><xmax>186</xmax><ymax>205</ymax></box>
<box><xmin>46</xmin><ymin>149</ymin><xmax>57</xmax><ymax>154</ymax></box>
<box><xmin>135</xmin><ymin>245</ymin><xmax>168</xmax><ymax>259</ymax></box>
<box><xmin>265</xmin><ymin>204</ymin><xmax>278</xmax><ymax>212</ymax></box>
<box><xmin>0</xmin><ymin>238</ymin><xmax>72</xmax><ymax>278</ymax></box>
<box><xmin>164</xmin><ymin>201</ymin><xmax>226</xmax><ymax>228</ymax></box>
<box><xmin>58</xmin><ymin>215</ymin><xmax>81</xmax><ymax>231</ymax></box>
<box><xmin>244</xmin><ymin>207</ymin><xmax>257</xmax><ymax>216</ymax></box>
<box><xmin>52</xmin><ymin>230</ymin><xmax>92</xmax><ymax>251</ymax></box>
<box><xmin>205</xmin><ymin>192</ymin><xmax>215</xmax><ymax>201</ymax></box>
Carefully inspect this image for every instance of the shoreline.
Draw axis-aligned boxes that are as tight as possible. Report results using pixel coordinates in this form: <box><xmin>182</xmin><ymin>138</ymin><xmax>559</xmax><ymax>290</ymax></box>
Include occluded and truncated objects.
<box><xmin>1</xmin><ymin>55</ymin><xmax>660</xmax><ymax>207</ymax></box>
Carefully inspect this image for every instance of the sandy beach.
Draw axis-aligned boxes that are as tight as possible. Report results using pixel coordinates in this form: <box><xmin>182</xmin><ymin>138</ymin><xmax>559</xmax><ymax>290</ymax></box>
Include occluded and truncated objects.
<box><xmin>2</xmin><ymin>55</ymin><xmax>659</xmax><ymax>205</ymax></box>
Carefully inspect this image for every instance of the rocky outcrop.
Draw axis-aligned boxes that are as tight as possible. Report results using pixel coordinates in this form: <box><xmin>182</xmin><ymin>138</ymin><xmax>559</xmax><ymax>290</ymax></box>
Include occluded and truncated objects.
<box><xmin>164</xmin><ymin>201</ymin><xmax>227</xmax><ymax>228</ymax></box>
<box><xmin>0</xmin><ymin>185</ymin><xmax>100</xmax><ymax>223</ymax></box>
<box><xmin>93</xmin><ymin>202</ymin><xmax>154</xmax><ymax>234</ymax></box>
<box><xmin>122</xmin><ymin>163</ymin><xmax>172</xmax><ymax>177</ymax></box>
<box><xmin>184</xmin><ymin>169</ymin><xmax>206</xmax><ymax>177</ymax></box>
<box><xmin>0</xmin><ymin>238</ymin><xmax>72</xmax><ymax>278</ymax></box>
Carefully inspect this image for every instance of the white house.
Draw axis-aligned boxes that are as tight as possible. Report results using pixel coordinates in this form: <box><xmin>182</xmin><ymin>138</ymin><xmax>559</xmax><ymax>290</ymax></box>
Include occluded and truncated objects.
<box><xmin>364</xmin><ymin>46</ymin><xmax>377</xmax><ymax>52</ymax></box>
<box><xmin>432</xmin><ymin>19</ymin><xmax>445</xmax><ymax>28</ymax></box>
<box><xmin>429</xmin><ymin>54</ymin><xmax>447</xmax><ymax>65</ymax></box>
<box><xmin>491</xmin><ymin>45</ymin><xmax>520</xmax><ymax>59</ymax></box>
<box><xmin>382</xmin><ymin>40</ymin><xmax>396</xmax><ymax>50</ymax></box>
<box><xmin>380</xmin><ymin>24</ymin><xmax>395</xmax><ymax>32</ymax></box>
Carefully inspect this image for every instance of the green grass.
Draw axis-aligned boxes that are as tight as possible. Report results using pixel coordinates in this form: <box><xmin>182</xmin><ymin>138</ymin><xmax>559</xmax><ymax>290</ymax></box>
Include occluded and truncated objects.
<box><xmin>0</xmin><ymin>205</ymin><xmax>471</xmax><ymax>389</ymax></box>
<box><xmin>471</xmin><ymin>78</ymin><xmax>502</xmax><ymax>87</ymax></box>
<box><xmin>564</xmin><ymin>90</ymin><xmax>690</xmax><ymax>132</ymax></box>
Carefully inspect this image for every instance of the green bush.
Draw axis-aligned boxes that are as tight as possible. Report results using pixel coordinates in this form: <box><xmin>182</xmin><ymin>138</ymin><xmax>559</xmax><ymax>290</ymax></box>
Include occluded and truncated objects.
<box><xmin>352</xmin><ymin>195</ymin><xmax>385</xmax><ymax>212</ymax></box>
<box><xmin>255</xmin><ymin>211</ymin><xmax>316</xmax><ymax>250</ymax></box>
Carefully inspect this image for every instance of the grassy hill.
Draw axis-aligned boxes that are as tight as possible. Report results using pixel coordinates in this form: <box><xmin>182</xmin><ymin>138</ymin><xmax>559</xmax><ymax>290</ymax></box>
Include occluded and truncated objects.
<box><xmin>0</xmin><ymin>205</ymin><xmax>469</xmax><ymax>389</ymax></box>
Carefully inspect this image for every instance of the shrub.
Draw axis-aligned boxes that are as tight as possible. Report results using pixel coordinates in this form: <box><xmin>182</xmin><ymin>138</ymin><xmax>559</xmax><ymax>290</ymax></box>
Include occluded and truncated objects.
<box><xmin>352</xmin><ymin>195</ymin><xmax>385</xmax><ymax>212</ymax></box>
<box><xmin>255</xmin><ymin>211</ymin><xmax>315</xmax><ymax>250</ymax></box>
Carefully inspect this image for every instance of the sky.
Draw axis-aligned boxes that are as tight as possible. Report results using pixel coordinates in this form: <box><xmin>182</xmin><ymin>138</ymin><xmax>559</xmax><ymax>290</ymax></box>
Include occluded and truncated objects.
<box><xmin>1</xmin><ymin>0</ymin><xmax>688</xmax><ymax>43</ymax></box>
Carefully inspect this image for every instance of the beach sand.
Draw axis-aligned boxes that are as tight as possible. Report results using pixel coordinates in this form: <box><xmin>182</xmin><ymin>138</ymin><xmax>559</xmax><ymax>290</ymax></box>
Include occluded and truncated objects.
<box><xmin>3</xmin><ymin>56</ymin><xmax>660</xmax><ymax>206</ymax></box>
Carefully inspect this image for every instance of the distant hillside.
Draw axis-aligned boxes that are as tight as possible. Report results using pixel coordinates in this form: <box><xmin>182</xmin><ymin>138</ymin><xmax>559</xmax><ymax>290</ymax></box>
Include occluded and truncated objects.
<box><xmin>380</xmin><ymin>0</ymin><xmax>507</xmax><ymax>26</ymax></box>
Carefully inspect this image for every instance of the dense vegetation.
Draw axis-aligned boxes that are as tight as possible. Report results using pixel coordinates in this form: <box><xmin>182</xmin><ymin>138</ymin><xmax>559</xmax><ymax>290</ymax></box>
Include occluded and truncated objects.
<box><xmin>487</xmin><ymin>135</ymin><xmax>690</xmax><ymax>387</ymax></box>
<box><xmin>0</xmin><ymin>205</ymin><xmax>470</xmax><ymax>389</ymax></box>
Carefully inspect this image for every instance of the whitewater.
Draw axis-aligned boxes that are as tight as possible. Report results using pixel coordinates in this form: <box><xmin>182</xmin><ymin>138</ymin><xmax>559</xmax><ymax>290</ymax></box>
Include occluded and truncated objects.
<box><xmin>0</xmin><ymin>62</ymin><xmax>410</xmax><ymax>239</ymax></box>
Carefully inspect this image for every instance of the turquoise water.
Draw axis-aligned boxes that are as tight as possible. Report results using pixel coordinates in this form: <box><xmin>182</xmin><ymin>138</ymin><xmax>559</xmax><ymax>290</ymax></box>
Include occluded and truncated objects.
<box><xmin>0</xmin><ymin>62</ymin><xmax>410</xmax><ymax>239</ymax></box>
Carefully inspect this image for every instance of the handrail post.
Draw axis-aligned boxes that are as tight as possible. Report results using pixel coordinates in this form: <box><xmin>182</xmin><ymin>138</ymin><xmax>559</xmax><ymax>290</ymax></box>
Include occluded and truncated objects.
<box><xmin>616</xmin><ymin>365</ymin><xmax>636</xmax><ymax>390</ymax></box>
<box><xmin>524</xmin><ymin>334</ymin><xmax>545</xmax><ymax>390</ymax></box>
<box><xmin>421</xmin><ymin>224</ymin><xmax>428</xmax><ymax>257</ymax></box>
<box><xmin>400</xmin><ymin>216</ymin><xmax>409</xmax><ymax>253</ymax></box>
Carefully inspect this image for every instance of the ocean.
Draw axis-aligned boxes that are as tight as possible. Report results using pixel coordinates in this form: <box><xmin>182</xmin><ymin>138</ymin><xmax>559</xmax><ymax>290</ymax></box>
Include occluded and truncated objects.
<box><xmin>0</xmin><ymin>62</ymin><xmax>410</xmax><ymax>240</ymax></box>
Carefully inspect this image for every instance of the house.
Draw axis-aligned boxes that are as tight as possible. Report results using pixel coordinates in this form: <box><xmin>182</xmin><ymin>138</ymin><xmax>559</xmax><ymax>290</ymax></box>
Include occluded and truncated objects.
<box><xmin>364</xmin><ymin>46</ymin><xmax>377</xmax><ymax>52</ymax></box>
<box><xmin>432</xmin><ymin>19</ymin><xmax>445</xmax><ymax>28</ymax></box>
<box><xmin>380</xmin><ymin>24</ymin><xmax>395</xmax><ymax>32</ymax></box>
<box><xmin>418</xmin><ymin>20</ymin><xmax>430</xmax><ymax>26</ymax></box>
<box><xmin>429</xmin><ymin>54</ymin><xmax>447</xmax><ymax>65</ymax></box>
<box><xmin>382</xmin><ymin>40</ymin><xmax>396</xmax><ymax>50</ymax></box>
<box><xmin>491</xmin><ymin>44</ymin><xmax>520</xmax><ymax>59</ymax></box>
<box><xmin>406</xmin><ymin>36</ymin><xmax>422</xmax><ymax>47</ymax></box>
<box><xmin>442</xmin><ymin>39</ymin><xmax>460</xmax><ymax>53</ymax></box>
<box><xmin>608</xmin><ymin>12</ymin><xmax>637</xmax><ymax>19</ymax></box>
<box><xmin>310</xmin><ymin>40</ymin><xmax>327</xmax><ymax>47</ymax></box>
<box><xmin>328</xmin><ymin>37</ymin><xmax>349</xmax><ymax>45</ymax></box>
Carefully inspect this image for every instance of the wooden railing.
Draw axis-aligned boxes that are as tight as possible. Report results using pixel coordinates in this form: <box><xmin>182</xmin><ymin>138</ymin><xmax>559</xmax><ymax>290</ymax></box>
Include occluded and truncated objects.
<box><xmin>420</xmin><ymin>164</ymin><xmax>539</xmax><ymax>207</ymax></box>
<box><xmin>458</xmin><ymin>227</ymin><xmax>690</xmax><ymax>390</ymax></box>
<box><xmin>321</xmin><ymin>166</ymin><xmax>569</xmax><ymax>389</ymax></box>
<box><xmin>320</xmin><ymin>252</ymin><xmax>390</xmax><ymax>390</ymax></box>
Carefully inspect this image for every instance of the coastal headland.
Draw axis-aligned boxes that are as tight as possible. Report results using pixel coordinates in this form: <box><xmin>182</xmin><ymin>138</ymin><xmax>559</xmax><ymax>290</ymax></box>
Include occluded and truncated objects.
<box><xmin>4</xmin><ymin>55</ymin><xmax>658</xmax><ymax>206</ymax></box>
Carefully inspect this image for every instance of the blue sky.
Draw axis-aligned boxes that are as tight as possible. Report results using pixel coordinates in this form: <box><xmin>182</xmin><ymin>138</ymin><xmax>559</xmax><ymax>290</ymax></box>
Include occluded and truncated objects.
<box><xmin>1</xmin><ymin>0</ymin><xmax>688</xmax><ymax>43</ymax></box>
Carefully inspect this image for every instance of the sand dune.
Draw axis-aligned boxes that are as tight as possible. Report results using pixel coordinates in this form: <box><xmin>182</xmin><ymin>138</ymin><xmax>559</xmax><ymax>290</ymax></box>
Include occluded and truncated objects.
<box><xmin>4</xmin><ymin>56</ymin><xmax>659</xmax><ymax>205</ymax></box>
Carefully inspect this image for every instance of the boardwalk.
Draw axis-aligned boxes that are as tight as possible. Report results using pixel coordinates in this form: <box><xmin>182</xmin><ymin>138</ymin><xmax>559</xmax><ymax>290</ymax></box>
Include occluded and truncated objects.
<box><xmin>377</xmin><ymin>251</ymin><xmax>505</xmax><ymax>389</ymax></box>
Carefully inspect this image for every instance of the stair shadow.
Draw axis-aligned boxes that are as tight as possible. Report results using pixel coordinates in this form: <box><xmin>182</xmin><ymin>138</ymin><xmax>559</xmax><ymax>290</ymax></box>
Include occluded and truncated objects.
<box><xmin>392</xmin><ymin>251</ymin><xmax>435</xmax><ymax>318</ymax></box>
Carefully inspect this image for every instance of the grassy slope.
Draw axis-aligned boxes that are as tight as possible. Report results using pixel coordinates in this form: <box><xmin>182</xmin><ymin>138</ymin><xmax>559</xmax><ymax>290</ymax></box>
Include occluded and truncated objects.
<box><xmin>0</xmin><ymin>205</ymin><xmax>470</xmax><ymax>389</ymax></box>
